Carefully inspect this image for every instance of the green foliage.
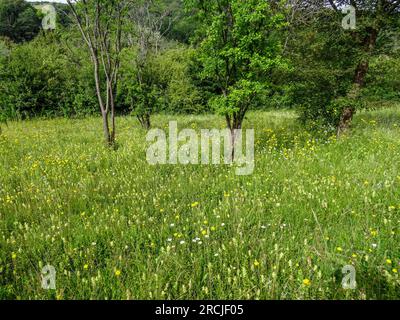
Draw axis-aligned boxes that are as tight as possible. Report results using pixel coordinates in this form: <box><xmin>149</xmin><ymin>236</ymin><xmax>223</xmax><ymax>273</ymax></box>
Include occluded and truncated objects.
<box><xmin>286</xmin><ymin>10</ymin><xmax>360</xmax><ymax>129</ymax></box>
<box><xmin>187</xmin><ymin>0</ymin><xmax>287</xmax><ymax>127</ymax></box>
<box><xmin>157</xmin><ymin>47</ymin><xmax>203</xmax><ymax>114</ymax></box>
<box><xmin>286</xmin><ymin>2</ymin><xmax>400</xmax><ymax>129</ymax></box>
<box><xmin>363</xmin><ymin>55</ymin><xmax>400</xmax><ymax>101</ymax></box>
<box><xmin>0</xmin><ymin>0</ymin><xmax>41</xmax><ymax>43</ymax></box>
<box><xmin>119</xmin><ymin>47</ymin><xmax>164</xmax><ymax>123</ymax></box>
<box><xmin>0</xmin><ymin>34</ymin><xmax>97</xmax><ymax>120</ymax></box>
<box><xmin>119</xmin><ymin>45</ymin><xmax>204</xmax><ymax>119</ymax></box>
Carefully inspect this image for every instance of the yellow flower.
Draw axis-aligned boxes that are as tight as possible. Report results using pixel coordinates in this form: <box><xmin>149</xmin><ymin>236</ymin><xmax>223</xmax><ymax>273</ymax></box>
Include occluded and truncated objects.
<box><xmin>370</xmin><ymin>230</ymin><xmax>378</xmax><ymax>237</ymax></box>
<box><xmin>115</xmin><ymin>269</ymin><xmax>121</xmax><ymax>277</ymax></box>
<box><xmin>83</xmin><ymin>264</ymin><xmax>89</xmax><ymax>270</ymax></box>
<box><xmin>253</xmin><ymin>260</ymin><xmax>260</xmax><ymax>267</ymax></box>
<box><xmin>336</xmin><ymin>247</ymin><xmax>343</xmax><ymax>252</ymax></box>
<box><xmin>211</xmin><ymin>226</ymin><xmax>216</xmax><ymax>231</ymax></box>
<box><xmin>201</xmin><ymin>230</ymin><xmax>207</xmax><ymax>236</ymax></box>
<box><xmin>11</xmin><ymin>252</ymin><xmax>17</xmax><ymax>260</ymax></box>
<box><xmin>191</xmin><ymin>202</ymin><xmax>199</xmax><ymax>208</ymax></box>
<box><xmin>303</xmin><ymin>279</ymin><xmax>311</xmax><ymax>286</ymax></box>
<box><xmin>386</xmin><ymin>259</ymin><xmax>392</xmax><ymax>265</ymax></box>
<box><xmin>392</xmin><ymin>268</ymin><xmax>398</xmax><ymax>273</ymax></box>
<box><xmin>352</xmin><ymin>253</ymin><xmax>357</xmax><ymax>258</ymax></box>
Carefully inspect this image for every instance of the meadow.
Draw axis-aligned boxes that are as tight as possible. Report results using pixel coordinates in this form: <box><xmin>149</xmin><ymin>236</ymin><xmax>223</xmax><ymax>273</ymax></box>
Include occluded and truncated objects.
<box><xmin>0</xmin><ymin>107</ymin><xmax>400</xmax><ymax>300</ymax></box>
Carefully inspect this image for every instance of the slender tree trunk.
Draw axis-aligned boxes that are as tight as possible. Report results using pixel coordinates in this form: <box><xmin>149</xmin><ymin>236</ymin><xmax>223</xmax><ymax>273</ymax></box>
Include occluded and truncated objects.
<box><xmin>102</xmin><ymin>111</ymin><xmax>111</xmax><ymax>145</ymax></box>
<box><xmin>137</xmin><ymin>113</ymin><xmax>151</xmax><ymax>130</ymax></box>
<box><xmin>226</xmin><ymin>112</ymin><xmax>244</xmax><ymax>161</ymax></box>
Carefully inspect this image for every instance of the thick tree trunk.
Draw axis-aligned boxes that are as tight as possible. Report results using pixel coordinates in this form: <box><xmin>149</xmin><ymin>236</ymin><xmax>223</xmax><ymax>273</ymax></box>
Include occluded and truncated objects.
<box><xmin>337</xmin><ymin>28</ymin><xmax>378</xmax><ymax>136</ymax></box>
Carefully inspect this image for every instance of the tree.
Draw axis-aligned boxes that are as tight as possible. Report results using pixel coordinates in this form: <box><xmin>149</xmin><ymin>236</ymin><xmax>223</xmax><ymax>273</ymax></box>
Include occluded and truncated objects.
<box><xmin>327</xmin><ymin>0</ymin><xmax>400</xmax><ymax>135</ymax></box>
<box><xmin>119</xmin><ymin>47</ymin><xmax>164</xmax><ymax>129</ymax></box>
<box><xmin>66</xmin><ymin>0</ymin><xmax>129</xmax><ymax>147</ymax></box>
<box><xmin>0</xmin><ymin>0</ymin><xmax>41</xmax><ymax>43</ymax></box>
<box><xmin>125</xmin><ymin>0</ymin><xmax>176</xmax><ymax>129</ymax></box>
<box><xmin>186</xmin><ymin>0</ymin><xmax>287</xmax><ymax>158</ymax></box>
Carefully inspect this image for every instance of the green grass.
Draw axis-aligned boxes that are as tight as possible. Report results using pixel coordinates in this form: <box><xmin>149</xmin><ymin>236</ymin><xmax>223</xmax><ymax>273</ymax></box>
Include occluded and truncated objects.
<box><xmin>0</xmin><ymin>107</ymin><xmax>400</xmax><ymax>300</ymax></box>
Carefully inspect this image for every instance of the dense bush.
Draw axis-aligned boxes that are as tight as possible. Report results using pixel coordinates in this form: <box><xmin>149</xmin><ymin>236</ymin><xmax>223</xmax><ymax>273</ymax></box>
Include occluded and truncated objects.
<box><xmin>0</xmin><ymin>35</ymin><xmax>97</xmax><ymax>120</ymax></box>
<box><xmin>363</xmin><ymin>55</ymin><xmax>400</xmax><ymax>102</ymax></box>
<box><xmin>118</xmin><ymin>45</ymin><xmax>204</xmax><ymax>119</ymax></box>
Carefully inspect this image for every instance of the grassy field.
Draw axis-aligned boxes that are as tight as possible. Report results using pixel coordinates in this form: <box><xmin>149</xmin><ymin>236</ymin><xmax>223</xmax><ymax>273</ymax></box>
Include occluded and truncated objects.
<box><xmin>1</xmin><ymin>106</ymin><xmax>400</xmax><ymax>300</ymax></box>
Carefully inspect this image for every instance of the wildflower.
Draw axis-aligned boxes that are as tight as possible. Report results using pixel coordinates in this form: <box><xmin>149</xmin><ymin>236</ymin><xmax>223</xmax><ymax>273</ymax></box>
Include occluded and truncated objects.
<box><xmin>352</xmin><ymin>254</ymin><xmax>357</xmax><ymax>258</ymax></box>
<box><xmin>336</xmin><ymin>247</ymin><xmax>343</xmax><ymax>252</ymax></box>
<box><xmin>179</xmin><ymin>240</ymin><xmax>185</xmax><ymax>245</ymax></box>
<box><xmin>191</xmin><ymin>202</ymin><xmax>199</xmax><ymax>208</ymax></box>
<box><xmin>386</xmin><ymin>259</ymin><xmax>392</xmax><ymax>265</ymax></box>
<box><xmin>392</xmin><ymin>269</ymin><xmax>398</xmax><ymax>273</ymax></box>
<box><xmin>388</xmin><ymin>206</ymin><xmax>396</xmax><ymax>211</ymax></box>
<box><xmin>370</xmin><ymin>230</ymin><xmax>378</xmax><ymax>237</ymax></box>
<box><xmin>211</xmin><ymin>226</ymin><xmax>216</xmax><ymax>231</ymax></box>
<box><xmin>201</xmin><ymin>230</ymin><xmax>207</xmax><ymax>236</ymax></box>
<box><xmin>303</xmin><ymin>279</ymin><xmax>311</xmax><ymax>286</ymax></box>
<box><xmin>11</xmin><ymin>252</ymin><xmax>17</xmax><ymax>260</ymax></box>
<box><xmin>371</xmin><ymin>243</ymin><xmax>377</xmax><ymax>248</ymax></box>
<box><xmin>83</xmin><ymin>264</ymin><xmax>89</xmax><ymax>270</ymax></box>
<box><xmin>115</xmin><ymin>269</ymin><xmax>121</xmax><ymax>277</ymax></box>
<box><xmin>253</xmin><ymin>260</ymin><xmax>260</xmax><ymax>267</ymax></box>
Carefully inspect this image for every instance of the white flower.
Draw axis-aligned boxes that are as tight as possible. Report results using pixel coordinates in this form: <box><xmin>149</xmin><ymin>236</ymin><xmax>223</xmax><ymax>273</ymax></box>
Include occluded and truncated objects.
<box><xmin>180</xmin><ymin>240</ymin><xmax>185</xmax><ymax>245</ymax></box>
<box><xmin>167</xmin><ymin>238</ymin><xmax>172</xmax><ymax>242</ymax></box>
<box><xmin>371</xmin><ymin>243</ymin><xmax>377</xmax><ymax>248</ymax></box>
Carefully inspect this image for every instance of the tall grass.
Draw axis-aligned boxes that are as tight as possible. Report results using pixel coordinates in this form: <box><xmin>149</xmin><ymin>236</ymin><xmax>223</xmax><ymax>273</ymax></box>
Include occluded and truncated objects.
<box><xmin>0</xmin><ymin>107</ymin><xmax>399</xmax><ymax>299</ymax></box>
